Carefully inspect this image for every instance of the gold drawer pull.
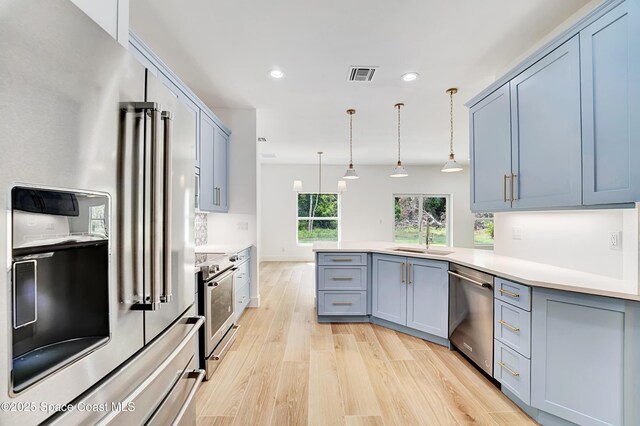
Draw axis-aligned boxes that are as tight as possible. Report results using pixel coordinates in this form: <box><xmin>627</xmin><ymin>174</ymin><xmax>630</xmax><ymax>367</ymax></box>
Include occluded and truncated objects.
<box><xmin>332</xmin><ymin>258</ymin><xmax>353</xmax><ymax>262</ymax></box>
<box><xmin>498</xmin><ymin>361</ymin><xmax>520</xmax><ymax>377</ymax></box>
<box><xmin>498</xmin><ymin>320</ymin><xmax>520</xmax><ymax>332</ymax></box>
<box><xmin>332</xmin><ymin>302</ymin><xmax>353</xmax><ymax>306</ymax></box>
<box><xmin>499</xmin><ymin>288</ymin><xmax>520</xmax><ymax>298</ymax></box>
<box><xmin>332</xmin><ymin>277</ymin><xmax>353</xmax><ymax>281</ymax></box>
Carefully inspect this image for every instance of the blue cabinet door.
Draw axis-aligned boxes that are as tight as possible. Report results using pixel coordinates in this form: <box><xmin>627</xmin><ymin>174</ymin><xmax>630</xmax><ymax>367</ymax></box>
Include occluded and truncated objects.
<box><xmin>581</xmin><ymin>1</ymin><xmax>640</xmax><ymax>205</ymax></box>
<box><xmin>212</xmin><ymin>125</ymin><xmax>229</xmax><ymax>212</ymax></box>
<box><xmin>469</xmin><ymin>83</ymin><xmax>513</xmax><ymax>212</ymax></box>
<box><xmin>531</xmin><ymin>288</ymin><xmax>625</xmax><ymax>426</ymax></box>
<box><xmin>371</xmin><ymin>254</ymin><xmax>406</xmax><ymax>326</ymax></box>
<box><xmin>510</xmin><ymin>36</ymin><xmax>582</xmax><ymax>209</ymax></box>
<box><xmin>406</xmin><ymin>259</ymin><xmax>448</xmax><ymax>338</ymax></box>
<box><xmin>199</xmin><ymin>113</ymin><xmax>216</xmax><ymax>212</ymax></box>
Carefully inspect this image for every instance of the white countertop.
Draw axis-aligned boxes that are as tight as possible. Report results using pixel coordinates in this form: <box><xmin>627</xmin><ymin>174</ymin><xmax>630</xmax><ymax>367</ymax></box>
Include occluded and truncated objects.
<box><xmin>195</xmin><ymin>243</ymin><xmax>252</xmax><ymax>254</ymax></box>
<box><xmin>313</xmin><ymin>241</ymin><xmax>640</xmax><ymax>302</ymax></box>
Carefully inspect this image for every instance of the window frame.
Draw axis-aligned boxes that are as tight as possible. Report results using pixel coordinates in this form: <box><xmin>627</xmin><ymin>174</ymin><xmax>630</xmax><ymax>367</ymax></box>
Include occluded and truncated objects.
<box><xmin>392</xmin><ymin>193</ymin><xmax>452</xmax><ymax>247</ymax></box>
<box><xmin>296</xmin><ymin>192</ymin><xmax>341</xmax><ymax>246</ymax></box>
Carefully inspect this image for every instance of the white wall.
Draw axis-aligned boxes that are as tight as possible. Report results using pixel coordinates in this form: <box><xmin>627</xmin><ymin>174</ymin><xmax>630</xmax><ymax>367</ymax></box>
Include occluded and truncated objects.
<box><xmin>207</xmin><ymin>108</ymin><xmax>260</xmax><ymax>305</ymax></box>
<box><xmin>260</xmin><ymin>164</ymin><xmax>475</xmax><ymax>261</ymax></box>
<box><xmin>494</xmin><ymin>206</ymin><xmax>639</xmax><ymax>283</ymax></box>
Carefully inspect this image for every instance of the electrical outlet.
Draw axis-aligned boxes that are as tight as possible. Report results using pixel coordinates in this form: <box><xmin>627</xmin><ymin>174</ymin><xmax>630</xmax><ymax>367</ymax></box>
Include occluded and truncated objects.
<box><xmin>609</xmin><ymin>231</ymin><xmax>622</xmax><ymax>250</ymax></box>
<box><xmin>512</xmin><ymin>226</ymin><xmax>523</xmax><ymax>240</ymax></box>
<box><xmin>237</xmin><ymin>221</ymin><xmax>248</xmax><ymax>231</ymax></box>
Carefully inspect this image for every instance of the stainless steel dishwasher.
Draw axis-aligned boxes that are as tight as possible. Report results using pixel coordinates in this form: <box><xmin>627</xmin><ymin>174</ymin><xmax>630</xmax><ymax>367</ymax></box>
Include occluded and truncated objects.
<box><xmin>448</xmin><ymin>264</ymin><xmax>494</xmax><ymax>376</ymax></box>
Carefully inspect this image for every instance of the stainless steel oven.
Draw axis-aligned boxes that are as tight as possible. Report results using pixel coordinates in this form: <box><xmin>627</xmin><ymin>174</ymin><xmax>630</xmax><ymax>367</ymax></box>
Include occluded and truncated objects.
<box><xmin>198</xmin><ymin>254</ymin><xmax>240</xmax><ymax>380</ymax></box>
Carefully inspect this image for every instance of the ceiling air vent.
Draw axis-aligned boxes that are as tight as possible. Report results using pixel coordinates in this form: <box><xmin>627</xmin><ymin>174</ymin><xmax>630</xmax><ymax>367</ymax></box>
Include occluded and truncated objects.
<box><xmin>348</xmin><ymin>66</ymin><xmax>377</xmax><ymax>82</ymax></box>
<box><xmin>257</xmin><ymin>137</ymin><xmax>267</xmax><ymax>143</ymax></box>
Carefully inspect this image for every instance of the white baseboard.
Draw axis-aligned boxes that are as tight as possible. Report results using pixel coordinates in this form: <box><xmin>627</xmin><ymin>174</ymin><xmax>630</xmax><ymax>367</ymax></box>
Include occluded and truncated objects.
<box><xmin>249</xmin><ymin>296</ymin><xmax>260</xmax><ymax>308</ymax></box>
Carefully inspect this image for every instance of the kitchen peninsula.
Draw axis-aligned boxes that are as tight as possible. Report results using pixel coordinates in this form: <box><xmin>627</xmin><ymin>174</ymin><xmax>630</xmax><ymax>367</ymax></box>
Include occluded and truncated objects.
<box><xmin>314</xmin><ymin>241</ymin><xmax>640</xmax><ymax>426</ymax></box>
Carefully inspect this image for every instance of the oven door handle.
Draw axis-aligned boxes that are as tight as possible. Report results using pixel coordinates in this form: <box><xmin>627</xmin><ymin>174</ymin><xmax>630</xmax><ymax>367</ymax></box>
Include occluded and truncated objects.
<box><xmin>206</xmin><ymin>268</ymin><xmax>236</xmax><ymax>287</ymax></box>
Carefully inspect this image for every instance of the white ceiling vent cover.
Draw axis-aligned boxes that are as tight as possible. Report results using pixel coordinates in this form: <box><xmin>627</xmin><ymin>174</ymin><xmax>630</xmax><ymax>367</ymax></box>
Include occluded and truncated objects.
<box><xmin>348</xmin><ymin>66</ymin><xmax>377</xmax><ymax>82</ymax></box>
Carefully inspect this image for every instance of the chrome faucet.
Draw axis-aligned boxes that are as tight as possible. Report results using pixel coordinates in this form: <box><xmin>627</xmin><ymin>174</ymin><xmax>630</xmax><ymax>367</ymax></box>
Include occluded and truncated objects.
<box><xmin>419</xmin><ymin>216</ymin><xmax>431</xmax><ymax>249</ymax></box>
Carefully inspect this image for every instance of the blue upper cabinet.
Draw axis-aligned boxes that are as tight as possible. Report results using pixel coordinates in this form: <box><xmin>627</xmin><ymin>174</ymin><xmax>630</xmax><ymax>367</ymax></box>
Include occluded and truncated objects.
<box><xmin>510</xmin><ymin>36</ymin><xmax>582</xmax><ymax>209</ymax></box>
<box><xmin>129</xmin><ymin>31</ymin><xmax>231</xmax><ymax>214</ymax></box>
<box><xmin>469</xmin><ymin>84</ymin><xmax>512</xmax><ymax>212</ymax></box>
<box><xmin>581</xmin><ymin>1</ymin><xmax>640</xmax><ymax>205</ymax></box>
<box><xmin>199</xmin><ymin>113</ymin><xmax>216</xmax><ymax>211</ymax></box>
<box><xmin>199</xmin><ymin>112</ymin><xmax>230</xmax><ymax>213</ymax></box>
<box><xmin>468</xmin><ymin>0</ymin><xmax>638</xmax><ymax>211</ymax></box>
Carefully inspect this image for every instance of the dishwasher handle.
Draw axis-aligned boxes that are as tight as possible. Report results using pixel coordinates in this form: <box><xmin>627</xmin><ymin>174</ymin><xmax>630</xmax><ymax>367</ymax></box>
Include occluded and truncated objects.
<box><xmin>448</xmin><ymin>270</ymin><xmax>492</xmax><ymax>289</ymax></box>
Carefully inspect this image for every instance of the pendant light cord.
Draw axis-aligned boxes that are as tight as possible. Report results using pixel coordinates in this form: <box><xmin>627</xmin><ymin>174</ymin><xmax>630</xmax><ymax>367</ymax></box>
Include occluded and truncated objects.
<box><xmin>397</xmin><ymin>104</ymin><xmax>402</xmax><ymax>162</ymax></box>
<box><xmin>349</xmin><ymin>113</ymin><xmax>353</xmax><ymax>165</ymax></box>
<box><xmin>449</xmin><ymin>90</ymin><xmax>454</xmax><ymax>156</ymax></box>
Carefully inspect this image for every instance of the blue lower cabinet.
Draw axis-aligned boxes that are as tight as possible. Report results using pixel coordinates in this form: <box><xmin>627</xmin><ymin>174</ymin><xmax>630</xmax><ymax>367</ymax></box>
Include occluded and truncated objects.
<box><xmin>406</xmin><ymin>259</ymin><xmax>448</xmax><ymax>338</ymax></box>
<box><xmin>317</xmin><ymin>291</ymin><xmax>367</xmax><ymax>316</ymax></box>
<box><xmin>531</xmin><ymin>288</ymin><xmax>626</xmax><ymax>426</ymax></box>
<box><xmin>494</xmin><ymin>340</ymin><xmax>531</xmax><ymax>405</ymax></box>
<box><xmin>372</xmin><ymin>254</ymin><xmax>407</xmax><ymax>325</ymax></box>
<box><xmin>371</xmin><ymin>254</ymin><xmax>448</xmax><ymax>337</ymax></box>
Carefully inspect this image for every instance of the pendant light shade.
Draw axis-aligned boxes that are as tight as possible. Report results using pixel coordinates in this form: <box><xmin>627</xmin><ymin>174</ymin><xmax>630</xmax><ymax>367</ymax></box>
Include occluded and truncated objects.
<box><xmin>292</xmin><ymin>180</ymin><xmax>303</xmax><ymax>192</ymax></box>
<box><xmin>337</xmin><ymin>180</ymin><xmax>347</xmax><ymax>192</ymax></box>
<box><xmin>390</xmin><ymin>103</ymin><xmax>408</xmax><ymax>178</ymax></box>
<box><xmin>343</xmin><ymin>109</ymin><xmax>360</xmax><ymax>180</ymax></box>
<box><xmin>442</xmin><ymin>88</ymin><xmax>463</xmax><ymax>173</ymax></box>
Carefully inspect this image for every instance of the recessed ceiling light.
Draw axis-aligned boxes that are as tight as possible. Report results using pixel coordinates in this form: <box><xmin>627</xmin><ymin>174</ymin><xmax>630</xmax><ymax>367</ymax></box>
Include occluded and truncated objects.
<box><xmin>269</xmin><ymin>69</ymin><xmax>284</xmax><ymax>79</ymax></box>
<box><xmin>402</xmin><ymin>72</ymin><xmax>419</xmax><ymax>82</ymax></box>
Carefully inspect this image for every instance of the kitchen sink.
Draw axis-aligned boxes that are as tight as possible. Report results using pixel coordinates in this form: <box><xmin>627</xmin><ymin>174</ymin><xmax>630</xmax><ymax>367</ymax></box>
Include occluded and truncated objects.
<box><xmin>391</xmin><ymin>247</ymin><xmax>453</xmax><ymax>256</ymax></box>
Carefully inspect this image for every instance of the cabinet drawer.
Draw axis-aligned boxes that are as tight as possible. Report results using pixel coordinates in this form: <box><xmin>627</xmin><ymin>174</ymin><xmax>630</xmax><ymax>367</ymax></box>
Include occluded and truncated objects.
<box><xmin>495</xmin><ymin>278</ymin><xmax>531</xmax><ymax>311</ymax></box>
<box><xmin>236</xmin><ymin>248</ymin><xmax>251</xmax><ymax>263</ymax></box>
<box><xmin>236</xmin><ymin>282</ymin><xmax>250</xmax><ymax>317</ymax></box>
<box><xmin>318</xmin><ymin>291</ymin><xmax>367</xmax><ymax>316</ymax></box>
<box><xmin>318</xmin><ymin>266</ymin><xmax>367</xmax><ymax>291</ymax></box>
<box><xmin>235</xmin><ymin>261</ymin><xmax>250</xmax><ymax>289</ymax></box>
<box><xmin>318</xmin><ymin>253</ymin><xmax>367</xmax><ymax>266</ymax></box>
<box><xmin>495</xmin><ymin>299</ymin><xmax>531</xmax><ymax>358</ymax></box>
<box><xmin>494</xmin><ymin>340</ymin><xmax>531</xmax><ymax>405</ymax></box>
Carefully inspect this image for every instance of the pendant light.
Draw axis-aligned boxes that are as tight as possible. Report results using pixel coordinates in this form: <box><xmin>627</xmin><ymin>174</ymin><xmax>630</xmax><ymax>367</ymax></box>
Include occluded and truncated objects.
<box><xmin>390</xmin><ymin>103</ymin><xmax>408</xmax><ymax>177</ymax></box>
<box><xmin>441</xmin><ymin>88</ymin><xmax>463</xmax><ymax>173</ymax></box>
<box><xmin>343</xmin><ymin>109</ymin><xmax>359</xmax><ymax>179</ymax></box>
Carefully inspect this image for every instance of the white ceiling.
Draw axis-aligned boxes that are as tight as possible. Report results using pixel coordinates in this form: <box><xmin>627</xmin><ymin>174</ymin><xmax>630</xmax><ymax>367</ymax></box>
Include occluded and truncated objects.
<box><xmin>130</xmin><ymin>0</ymin><xmax>592</xmax><ymax>166</ymax></box>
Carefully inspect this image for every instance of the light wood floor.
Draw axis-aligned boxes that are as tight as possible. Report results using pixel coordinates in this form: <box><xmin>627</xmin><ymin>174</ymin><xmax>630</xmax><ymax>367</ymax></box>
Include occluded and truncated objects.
<box><xmin>196</xmin><ymin>262</ymin><xmax>537</xmax><ymax>426</ymax></box>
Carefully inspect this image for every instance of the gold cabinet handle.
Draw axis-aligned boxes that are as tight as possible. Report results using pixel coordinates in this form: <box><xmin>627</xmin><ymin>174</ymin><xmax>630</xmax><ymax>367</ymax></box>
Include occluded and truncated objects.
<box><xmin>332</xmin><ymin>258</ymin><xmax>353</xmax><ymax>262</ymax></box>
<box><xmin>498</xmin><ymin>319</ymin><xmax>520</xmax><ymax>332</ymax></box>
<box><xmin>407</xmin><ymin>263</ymin><xmax>412</xmax><ymax>284</ymax></box>
<box><xmin>498</xmin><ymin>288</ymin><xmax>520</xmax><ymax>298</ymax></box>
<box><xmin>503</xmin><ymin>174</ymin><xmax>508</xmax><ymax>203</ymax></box>
<box><xmin>498</xmin><ymin>361</ymin><xmax>520</xmax><ymax>377</ymax></box>
<box><xmin>331</xmin><ymin>277</ymin><xmax>353</xmax><ymax>281</ymax></box>
<box><xmin>401</xmin><ymin>262</ymin><xmax>405</xmax><ymax>283</ymax></box>
<box><xmin>511</xmin><ymin>173</ymin><xmax>517</xmax><ymax>202</ymax></box>
<box><xmin>332</xmin><ymin>302</ymin><xmax>353</xmax><ymax>306</ymax></box>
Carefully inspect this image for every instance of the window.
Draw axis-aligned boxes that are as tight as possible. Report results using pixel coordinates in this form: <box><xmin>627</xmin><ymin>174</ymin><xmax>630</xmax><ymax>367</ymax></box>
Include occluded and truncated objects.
<box><xmin>474</xmin><ymin>212</ymin><xmax>494</xmax><ymax>247</ymax></box>
<box><xmin>297</xmin><ymin>193</ymin><xmax>339</xmax><ymax>244</ymax></box>
<box><xmin>394</xmin><ymin>195</ymin><xmax>449</xmax><ymax>246</ymax></box>
<box><xmin>89</xmin><ymin>204</ymin><xmax>107</xmax><ymax>237</ymax></box>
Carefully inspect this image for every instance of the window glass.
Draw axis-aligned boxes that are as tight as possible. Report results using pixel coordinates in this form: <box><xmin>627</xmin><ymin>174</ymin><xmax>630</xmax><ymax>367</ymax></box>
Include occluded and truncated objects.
<box><xmin>394</xmin><ymin>195</ymin><xmax>449</xmax><ymax>246</ymax></box>
<box><xmin>297</xmin><ymin>193</ymin><xmax>339</xmax><ymax>244</ymax></box>
<box><xmin>474</xmin><ymin>212</ymin><xmax>494</xmax><ymax>246</ymax></box>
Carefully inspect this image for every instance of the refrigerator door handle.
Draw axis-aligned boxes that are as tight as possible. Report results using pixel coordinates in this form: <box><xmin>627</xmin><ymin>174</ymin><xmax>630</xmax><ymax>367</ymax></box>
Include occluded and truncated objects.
<box><xmin>149</xmin><ymin>107</ymin><xmax>163</xmax><ymax>310</ymax></box>
<box><xmin>120</xmin><ymin>102</ymin><xmax>158</xmax><ymax>308</ymax></box>
<box><xmin>161</xmin><ymin>110</ymin><xmax>173</xmax><ymax>303</ymax></box>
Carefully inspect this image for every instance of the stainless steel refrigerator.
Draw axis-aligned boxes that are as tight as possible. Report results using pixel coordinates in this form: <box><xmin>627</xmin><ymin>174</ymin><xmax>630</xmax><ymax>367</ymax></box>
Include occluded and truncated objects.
<box><xmin>0</xmin><ymin>0</ymin><xmax>203</xmax><ymax>424</ymax></box>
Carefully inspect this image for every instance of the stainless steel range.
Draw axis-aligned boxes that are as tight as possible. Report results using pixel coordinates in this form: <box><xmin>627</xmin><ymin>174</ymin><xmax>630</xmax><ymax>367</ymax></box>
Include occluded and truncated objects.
<box><xmin>197</xmin><ymin>254</ymin><xmax>240</xmax><ymax>380</ymax></box>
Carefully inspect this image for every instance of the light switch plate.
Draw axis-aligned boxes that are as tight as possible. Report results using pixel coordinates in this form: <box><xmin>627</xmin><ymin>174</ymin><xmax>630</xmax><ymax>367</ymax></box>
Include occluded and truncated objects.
<box><xmin>512</xmin><ymin>226</ymin><xmax>523</xmax><ymax>240</ymax></box>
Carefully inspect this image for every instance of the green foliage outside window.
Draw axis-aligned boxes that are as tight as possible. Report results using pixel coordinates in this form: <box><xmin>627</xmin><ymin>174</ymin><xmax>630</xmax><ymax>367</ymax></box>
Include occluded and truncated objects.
<box><xmin>297</xmin><ymin>193</ymin><xmax>339</xmax><ymax>243</ymax></box>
